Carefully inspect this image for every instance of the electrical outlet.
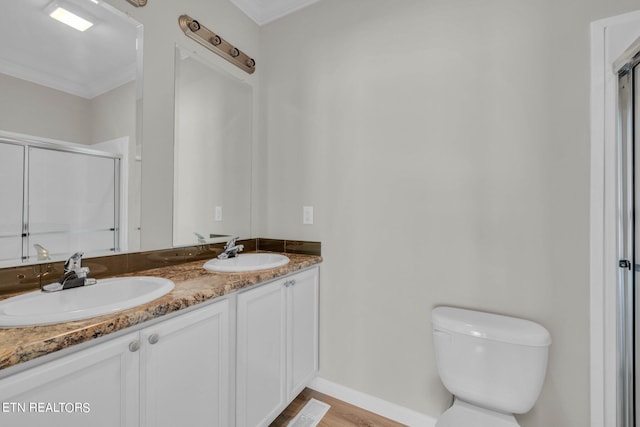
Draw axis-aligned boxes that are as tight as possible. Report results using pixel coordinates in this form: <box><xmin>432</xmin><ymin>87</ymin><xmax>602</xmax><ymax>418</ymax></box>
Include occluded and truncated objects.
<box><xmin>215</xmin><ymin>206</ymin><xmax>223</xmax><ymax>222</ymax></box>
<box><xmin>303</xmin><ymin>206</ymin><xmax>314</xmax><ymax>225</ymax></box>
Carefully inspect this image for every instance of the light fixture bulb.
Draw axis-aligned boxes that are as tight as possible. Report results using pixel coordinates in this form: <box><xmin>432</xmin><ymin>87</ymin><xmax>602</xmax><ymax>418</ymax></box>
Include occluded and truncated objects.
<box><xmin>49</xmin><ymin>6</ymin><xmax>94</xmax><ymax>32</ymax></box>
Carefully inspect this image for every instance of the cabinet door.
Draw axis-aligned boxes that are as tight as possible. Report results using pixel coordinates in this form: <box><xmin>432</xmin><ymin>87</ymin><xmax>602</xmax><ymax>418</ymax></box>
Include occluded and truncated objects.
<box><xmin>0</xmin><ymin>332</ymin><xmax>139</xmax><ymax>427</ymax></box>
<box><xmin>287</xmin><ymin>267</ymin><xmax>319</xmax><ymax>400</ymax></box>
<box><xmin>140</xmin><ymin>300</ymin><xmax>229</xmax><ymax>427</ymax></box>
<box><xmin>236</xmin><ymin>279</ymin><xmax>287</xmax><ymax>427</ymax></box>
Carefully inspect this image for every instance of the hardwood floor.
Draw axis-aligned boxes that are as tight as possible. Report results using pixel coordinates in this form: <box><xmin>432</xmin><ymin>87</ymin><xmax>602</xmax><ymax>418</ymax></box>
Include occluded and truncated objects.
<box><xmin>270</xmin><ymin>388</ymin><xmax>407</xmax><ymax>427</ymax></box>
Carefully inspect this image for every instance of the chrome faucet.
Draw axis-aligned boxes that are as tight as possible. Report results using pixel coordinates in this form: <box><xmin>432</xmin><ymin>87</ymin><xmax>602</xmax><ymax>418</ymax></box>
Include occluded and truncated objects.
<box><xmin>218</xmin><ymin>237</ymin><xmax>244</xmax><ymax>259</ymax></box>
<box><xmin>33</xmin><ymin>244</ymin><xmax>51</xmax><ymax>261</ymax></box>
<box><xmin>42</xmin><ymin>251</ymin><xmax>97</xmax><ymax>292</ymax></box>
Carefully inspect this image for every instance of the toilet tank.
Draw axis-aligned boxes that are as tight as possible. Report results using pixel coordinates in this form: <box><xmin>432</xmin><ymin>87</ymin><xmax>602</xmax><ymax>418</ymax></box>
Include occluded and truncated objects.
<box><xmin>431</xmin><ymin>306</ymin><xmax>551</xmax><ymax>414</ymax></box>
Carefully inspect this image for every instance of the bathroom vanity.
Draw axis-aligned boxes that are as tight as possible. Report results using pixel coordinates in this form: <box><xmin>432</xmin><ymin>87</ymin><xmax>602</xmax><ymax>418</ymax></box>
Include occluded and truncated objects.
<box><xmin>0</xmin><ymin>253</ymin><xmax>321</xmax><ymax>427</ymax></box>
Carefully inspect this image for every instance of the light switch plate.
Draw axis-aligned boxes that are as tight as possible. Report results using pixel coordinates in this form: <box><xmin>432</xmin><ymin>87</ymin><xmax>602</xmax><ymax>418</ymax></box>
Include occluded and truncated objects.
<box><xmin>303</xmin><ymin>206</ymin><xmax>314</xmax><ymax>225</ymax></box>
<box><xmin>215</xmin><ymin>206</ymin><xmax>223</xmax><ymax>222</ymax></box>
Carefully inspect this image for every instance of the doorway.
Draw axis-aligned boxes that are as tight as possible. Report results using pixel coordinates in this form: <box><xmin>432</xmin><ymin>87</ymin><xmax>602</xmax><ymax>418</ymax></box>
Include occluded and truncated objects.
<box><xmin>590</xmin><ymin>10</ymin><xmax>640</xmax><ymax>427</ymax></box>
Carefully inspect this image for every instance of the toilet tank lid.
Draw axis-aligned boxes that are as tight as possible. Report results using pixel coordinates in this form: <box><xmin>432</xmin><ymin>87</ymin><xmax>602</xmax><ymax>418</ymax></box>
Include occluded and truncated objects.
<box><xmin>431</xmin><ymin>306</ymin><xmax>551</xmax><ymax>347</ymax></box>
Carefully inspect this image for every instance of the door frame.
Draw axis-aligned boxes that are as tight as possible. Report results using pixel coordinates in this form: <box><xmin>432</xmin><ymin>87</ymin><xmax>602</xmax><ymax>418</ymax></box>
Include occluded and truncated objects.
<box><xmin>590</xmin><ymin>9</ymin><xmax>640</xmax><ymax>427</ymax></box>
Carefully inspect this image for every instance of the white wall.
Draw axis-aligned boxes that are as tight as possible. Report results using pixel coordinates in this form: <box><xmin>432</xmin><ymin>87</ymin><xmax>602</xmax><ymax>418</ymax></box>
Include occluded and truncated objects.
<box><xmin>0</xmin><ymin>73</ymin><xmax>136</xmax><ymax>146</ymax></box>
<box><xmin>258</xmin><ymin>1</ymin><xmax>640</xmax><ymax>425</ymax></box>
<box><xmin>90</xmin><ymin>81</ymin><xmax>136</xmax><ymax>145</ymax></box>
<box><xmin>0</xmin><ymin>73</ymin><xmax>91</xmax><ymax>143</ymax></box>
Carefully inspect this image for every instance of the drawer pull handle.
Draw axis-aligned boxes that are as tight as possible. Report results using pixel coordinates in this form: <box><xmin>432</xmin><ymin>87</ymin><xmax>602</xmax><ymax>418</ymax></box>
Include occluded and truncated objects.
<box><xmin>148</xmin><ymin>333</ymin><xmax>160</xmax><ymax>345</ymax></box>
<box><xmin>129</xmin><ymin>340</ymin><xmax>140</xmax><ymax>352</ymax></box>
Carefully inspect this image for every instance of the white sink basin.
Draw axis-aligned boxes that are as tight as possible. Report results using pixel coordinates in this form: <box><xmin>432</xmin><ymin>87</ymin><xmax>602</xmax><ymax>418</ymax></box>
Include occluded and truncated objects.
<box><xmin>203</xmin><ymin>253</ymin><xmax>290</xmax><ymax>272</ymax></box>
<box><xmin>0</xmin><ymin>276</ymin><xmax>174</xmax><ymax>327</ymax></box>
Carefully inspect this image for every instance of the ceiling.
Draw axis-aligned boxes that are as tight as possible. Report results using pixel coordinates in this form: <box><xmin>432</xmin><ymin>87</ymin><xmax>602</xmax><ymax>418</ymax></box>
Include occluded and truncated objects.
<box><xmin>0</xmin><ymin>0</ymin><xmax>139</xmax><ymax>99</ymax></box>
<box><xmin>229</xmin><ymin>0</ymin><xmax>321</xmax><ymax>26</ymax></box>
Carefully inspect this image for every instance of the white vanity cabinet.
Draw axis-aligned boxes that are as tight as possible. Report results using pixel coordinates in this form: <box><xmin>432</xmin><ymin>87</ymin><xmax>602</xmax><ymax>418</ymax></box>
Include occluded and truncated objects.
<box><xmin>139</xmin><ymin>298</ymin><xmax>229</xmax><ymax>427</ymax></box>
<box><xmin>0</xmin><ymin>331</ymin><xmax>140</xmax><ymax>427</ymax></box>
<box><xmin>286</xmin><ymin>268</ymin><xmax>320</xmax><ymax>401</ymax></box>
<box><xmin>236</xmin><ymin>267</ymin><xmax>319</xmax><ymax>427</ymax></box>
<box><xmin>0</xmin><ymin>299</ymin><xmax>229</xmax><ymax>427</ymax></box>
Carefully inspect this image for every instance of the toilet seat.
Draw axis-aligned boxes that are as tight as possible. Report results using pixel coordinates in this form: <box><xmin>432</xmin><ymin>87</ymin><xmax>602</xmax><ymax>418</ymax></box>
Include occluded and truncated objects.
<box><xmin>435</xmin><ymin>399</ymin><xmax>520</xmax><ymax>427</ymax></box>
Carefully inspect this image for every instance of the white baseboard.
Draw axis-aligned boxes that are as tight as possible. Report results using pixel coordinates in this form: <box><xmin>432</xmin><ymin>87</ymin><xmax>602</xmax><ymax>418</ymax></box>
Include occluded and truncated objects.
<box><xmin>309</xmin><ymin>377</ymin><xmax>437</xmax><ymax>427</ymax></box>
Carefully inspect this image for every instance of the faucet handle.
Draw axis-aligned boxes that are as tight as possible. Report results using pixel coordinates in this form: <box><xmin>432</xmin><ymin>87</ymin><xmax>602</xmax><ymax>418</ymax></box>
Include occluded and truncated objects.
<box><xmin>33</xmin><ymin>244</ymin><xmax>51</xmax><ymax>261</ymax></box>
<box><xmin>225</xmin><ymin>237</ymin><xmax>239</xmax><ymax>250</ymax></box>
<box><xmin>64</xmin><ymin>251</ymin><xmax>84</xmax><ymax>272</ymax></box>
<box><xmin>218</xmin><ymin>237</ymin><xmax>243</xmax><ymax>260</ymax></box>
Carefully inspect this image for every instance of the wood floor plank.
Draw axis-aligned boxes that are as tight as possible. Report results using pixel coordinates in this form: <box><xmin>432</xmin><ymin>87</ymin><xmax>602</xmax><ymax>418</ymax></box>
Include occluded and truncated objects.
<box><xmin>270</xmin><ymin>388</ymin><xmax>407</xmax><ymax>427</ymax></box>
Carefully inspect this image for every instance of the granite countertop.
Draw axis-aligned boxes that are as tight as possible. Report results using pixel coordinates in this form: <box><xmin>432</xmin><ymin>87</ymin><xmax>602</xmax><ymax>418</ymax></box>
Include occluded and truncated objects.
<box><xmin>0</xmin><ymin>252</ymin><xmax>322</xmax><ymax>372</ymax></box>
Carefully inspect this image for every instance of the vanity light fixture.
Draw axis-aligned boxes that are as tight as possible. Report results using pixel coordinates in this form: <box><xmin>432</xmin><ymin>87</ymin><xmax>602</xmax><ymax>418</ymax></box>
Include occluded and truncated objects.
<box><xmin>46</xmin><ymin>2</ymin><xmax>94</xmax><ymax>32</ymax></box>
<box><xmin>125</xmin><ymin>0</ymin><xmax>147</xmax><ymax>6</ymax></box>
<box><xmin>178</xmin><ymin>15</ymin><xmax>256</xmax><ymax>74</ymax></box>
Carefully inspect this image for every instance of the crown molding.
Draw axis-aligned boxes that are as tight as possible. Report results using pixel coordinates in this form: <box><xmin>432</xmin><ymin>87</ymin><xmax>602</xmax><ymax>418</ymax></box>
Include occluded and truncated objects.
<box><xmin>0</xmin><ymin>58</ymin><xmax>136</xmax><ymax>100</ymax></box>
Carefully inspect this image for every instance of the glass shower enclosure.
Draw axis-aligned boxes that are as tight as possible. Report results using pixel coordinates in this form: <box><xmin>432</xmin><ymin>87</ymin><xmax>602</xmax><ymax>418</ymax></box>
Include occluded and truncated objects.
<box><xmin>617</xmin><ymin>43</ymin><xmax>640</xmax><ymax>427</ymax></box>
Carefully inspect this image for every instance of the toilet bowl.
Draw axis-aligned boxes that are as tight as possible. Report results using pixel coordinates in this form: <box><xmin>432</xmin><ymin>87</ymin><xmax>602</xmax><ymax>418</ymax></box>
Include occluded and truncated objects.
<box><xmin>436</xmin><ymin>399</ymin><xmax>518</xmax><ymax>427</ymax></box>
<box><xmin>431</xmin><ymin>307</ymin><xmax>551</xmax><ymax>427</ymax></box>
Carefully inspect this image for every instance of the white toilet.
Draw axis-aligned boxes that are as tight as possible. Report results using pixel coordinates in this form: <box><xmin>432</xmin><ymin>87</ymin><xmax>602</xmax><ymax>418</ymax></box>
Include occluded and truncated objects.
<box><xmin>431</xmin><ymin>306</ymin><xmax>551</xmax><ymax>427</ymax></box>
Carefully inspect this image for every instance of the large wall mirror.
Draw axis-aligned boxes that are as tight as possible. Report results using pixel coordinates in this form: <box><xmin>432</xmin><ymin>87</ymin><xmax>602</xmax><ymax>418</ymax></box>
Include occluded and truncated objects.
<box><xmin>0</xmin><ymin>0</ymin><xmax>142</xmax><ymax>266</ymax></box>
<box><xmin>173</xmin><ymin>46</ymin><xmax>252</xmax><ymax>247</ymax></box>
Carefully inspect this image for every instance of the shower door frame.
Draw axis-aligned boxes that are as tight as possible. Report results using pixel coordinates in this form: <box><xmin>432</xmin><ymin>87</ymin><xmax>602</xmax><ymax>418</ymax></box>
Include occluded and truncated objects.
<box><xmin>616</xmin><ymin>53</ymin><xmax>639</xmax><ymax>427</ymax></box>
